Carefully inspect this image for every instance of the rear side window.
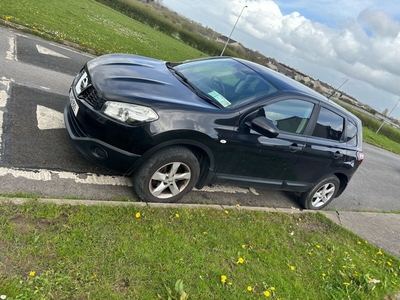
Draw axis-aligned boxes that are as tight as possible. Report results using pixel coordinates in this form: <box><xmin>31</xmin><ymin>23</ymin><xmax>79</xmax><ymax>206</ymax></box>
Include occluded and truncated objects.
<box><xmin>312</xmin><ymin>107</ymin><xmax>344</xmax><ymax>141</ymax></box>
<box><xmin>346</xmin><ymin>121</ymin><xmax>358</xmax><ymax>146</ymax></box>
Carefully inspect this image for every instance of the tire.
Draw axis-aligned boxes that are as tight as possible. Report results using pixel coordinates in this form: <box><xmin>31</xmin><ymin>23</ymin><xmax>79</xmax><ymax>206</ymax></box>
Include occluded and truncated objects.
<box><xmin>132</xmin><ymin>146</ymin><xmax>200</xmax><ymax>203</ymax></box>
<box><xmin>299</xmin><ymin>175</ymin><xmax>340</xmax><ymax>210</ymax></box>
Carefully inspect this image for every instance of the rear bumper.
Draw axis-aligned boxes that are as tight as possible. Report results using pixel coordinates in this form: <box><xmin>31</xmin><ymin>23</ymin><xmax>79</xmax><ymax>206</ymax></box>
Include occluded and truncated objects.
<box><xmin>64</xmin><ymin>102</ymin><xmax>140</xmax><ymax>175</ymax></box>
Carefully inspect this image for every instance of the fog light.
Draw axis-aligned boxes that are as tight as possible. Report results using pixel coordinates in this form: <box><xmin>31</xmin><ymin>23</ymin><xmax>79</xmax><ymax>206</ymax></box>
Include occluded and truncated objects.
<box><xmin>91</xmin><ymin>146</ymin><xmax>107</xmax><ymax>160</ymax></box>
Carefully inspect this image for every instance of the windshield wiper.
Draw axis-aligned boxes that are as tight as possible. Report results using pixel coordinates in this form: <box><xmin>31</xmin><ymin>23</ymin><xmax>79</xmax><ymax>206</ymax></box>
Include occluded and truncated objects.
<box><xmin>168</xmin><ymin>65</ymin><xmax>222</xmax><ymax>108</ymax></box>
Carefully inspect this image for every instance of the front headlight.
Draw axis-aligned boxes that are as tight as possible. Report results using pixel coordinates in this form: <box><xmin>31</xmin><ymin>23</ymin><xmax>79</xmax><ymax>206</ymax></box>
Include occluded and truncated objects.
<box><xmin>101</xmin><ymin>101</ymin><xmax>159</xmax><ymax>125</ymax></box>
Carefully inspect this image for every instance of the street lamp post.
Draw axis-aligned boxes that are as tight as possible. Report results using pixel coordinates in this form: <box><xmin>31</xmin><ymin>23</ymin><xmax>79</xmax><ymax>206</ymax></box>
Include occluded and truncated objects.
<box><xmin>220</xmin><ymin>5</ymin><xmax>247</xmax><ymax>56</ymax></box>
<box><xmin>376</xmin><ymin>98</ymin><xmax>400</xmax><ymax>134</ymax></box>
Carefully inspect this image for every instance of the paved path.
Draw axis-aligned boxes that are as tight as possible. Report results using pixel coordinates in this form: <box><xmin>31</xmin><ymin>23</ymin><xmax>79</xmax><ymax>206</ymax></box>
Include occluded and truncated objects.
<box><xmin>322</xmin><ymin>211</ymin><xmax>400</xmax><ymax>258</ymax></box>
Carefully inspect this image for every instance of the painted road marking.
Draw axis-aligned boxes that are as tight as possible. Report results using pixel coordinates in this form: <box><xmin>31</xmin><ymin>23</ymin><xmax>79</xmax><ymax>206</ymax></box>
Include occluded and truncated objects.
<box><xmin>36</xmin><ymin>105</ymin><xmax>65</xmax><ymax>130</ymax></box>
<box><xmin>0</xmin><ymin>166</ymin><xmax>250</xmax><ymax>193</ymax></box>
<box><xmin>0</xmin><ymin>77</ymin><xmax>13</xmax><ymax>160</ymax></box>
<box><xmin>6</xmin><ymin>36</ymin><xmax>16</xmax><ymax>61</ymax></box>
<box><xmin>36</xmin><ymin>45</ymin><xmax>70</xmax><ymax>59</ymax></box>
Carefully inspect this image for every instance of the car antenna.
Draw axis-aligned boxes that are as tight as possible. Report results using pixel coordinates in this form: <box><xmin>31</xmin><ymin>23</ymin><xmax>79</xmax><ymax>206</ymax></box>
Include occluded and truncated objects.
<box><xmin>327</xmin><ymin>79</ymin><xmax>348</xmax><ymax>101</ymax></box>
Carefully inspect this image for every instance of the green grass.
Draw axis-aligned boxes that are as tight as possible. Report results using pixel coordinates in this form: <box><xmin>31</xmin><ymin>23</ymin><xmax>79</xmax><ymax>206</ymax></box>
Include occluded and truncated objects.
<box><xmin>363</xmin><ymin>127</ymin><xmax>400</xmax><ymax>154</ymax></box>
<box><xmin>0</xmin><ymin>201</ymin><xmax>399</xmax><ymax>299</ymax></box>
<box><xmin>0</xmin><ymin>0</ymin><xmax>206</xmax><ymax>61</ymax></box>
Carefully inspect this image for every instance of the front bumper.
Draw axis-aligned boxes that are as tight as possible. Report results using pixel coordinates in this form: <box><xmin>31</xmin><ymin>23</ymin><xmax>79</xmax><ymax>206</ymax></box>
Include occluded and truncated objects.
<box><xmin>64</xmin><ymin>102</ymin><xmax>140</xmax><ymax>175</ymax></box>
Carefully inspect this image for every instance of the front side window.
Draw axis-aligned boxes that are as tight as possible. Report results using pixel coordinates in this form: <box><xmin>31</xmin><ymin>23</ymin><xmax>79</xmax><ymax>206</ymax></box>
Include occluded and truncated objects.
<box><xmin>312</xmin><ymin>107</ymin><xmax>344</xmax><ymax>141</ymax></box>
<box><xmin>261</xmin><ymin>99</ymin><xmax>315</xmax><ymax>134</ymax></box>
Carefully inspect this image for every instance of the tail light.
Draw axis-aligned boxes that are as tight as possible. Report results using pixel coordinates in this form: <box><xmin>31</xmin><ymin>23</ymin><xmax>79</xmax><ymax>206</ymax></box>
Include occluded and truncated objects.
<box><xmin>357</xmin><ymin>151</ymin><xmax>364</xmax><ymax>164</ymax></box>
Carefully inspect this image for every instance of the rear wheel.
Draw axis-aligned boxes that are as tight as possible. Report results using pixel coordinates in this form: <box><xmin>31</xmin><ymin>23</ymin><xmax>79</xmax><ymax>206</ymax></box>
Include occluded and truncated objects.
<box><xmin>299</xmin><ymin>175</ymin><xmax>340</xmax><ymax>210</ymax></box>
<box><xmin>132</xmin><ymin>146</ymin><xmax>200</xmax><ymax>203</ymax></box>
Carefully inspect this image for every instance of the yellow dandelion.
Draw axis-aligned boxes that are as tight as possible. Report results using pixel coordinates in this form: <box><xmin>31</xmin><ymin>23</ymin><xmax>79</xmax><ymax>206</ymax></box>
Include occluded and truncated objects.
<box><xmin>135</xmin><ymin>212</ymin><xmax>141</xmax><ymax>218</ymax></box>
<box><xmin>327</xmin><ymin>258</ymin><xmax>331</xmax><ymax>262</ymax></box>
<box><xmin>203</xmin><ymin>231</ymin><xmax>208</xmax><ymax>235</ymax></box>
<box><xmin>263</xmin><ymin>290</ymin><xmax>271</xmax><ymax>297</ymax></box>
<box><xmin>387</xmin><ymin>261</ymin><xmax>392</xmax><ymax>266</ymax></box>
<box><xmin>298</xmin><ymin>217</ymin><xmax>302</xmax><ymax>221</ymax></box>
<box><xmin>342</xmin><ymin>266</ymin><xmax>347</xmax><ymax>269</ymax></box>
<box><xmin>237</xmin><ymin>257</ymin><xmax>244</xmax><ymax>264</ymax></box>
<box><xmin>270</xmin><ymin>286</ymin><xmax>275</xmax><ymax>291</ymax></box>
<box><xmin>316</xmin><ymin>244</ymin><xmax>321</xmax><ymax>249</ymax></box>
<box><xmin>5</xmin><ymin>16</ymin><xmax>11</xmax><ymax>21</ymax></box>
<box><xmin>322</xmin><ymin>273</ymin><xmax>326</xmax><ymax>277</ymax></box>
<box><xmin>343</xmin><ymin>282</ymin><xmax>350</xmax><ymax>286</ymax></box>
<box><xmin>175</xmin><ymin>213</ymin><xmax>180</xmax><ymax>218</ymax></box>
<box><xmin>308</xmin><ymin>252</ymin><xmax>312</xmax><ymax>256</ymax></box>
<box><xmin>29</xmin><ymin>271</ymin><xmax>35</xmax><ymax>277</ymax></box>
<box><xmin>247</xmin><ymin>286</ymin><xmax>252</xmax><ymax>291</ymax></box>
<box><xmin>290</xmin><ymin>265</ymin><xmax>295</xmax><ymax>271</ymax></box>
<box><xmin>357</xmin><ymin>241</ymin><xmax>362</xmax><ymax>245</ymax></box>
<box><xmin>235</xmin><ymin>203</ymin><xmax>240</xmax><ymax>207</ymax></box>
<box><xmin>377</xmin><ymin>250</ymin><xmax>383</xmax><ymax>255</ymax></box>
<box><xmin>241</xmin><ymin>244</ymin><xmax>246</xmax><ymax>249</ymax></box>
<box><xmin>224</xmin><ymin>210</ymin><xmax>229</xmax><ymax>214</ymax></box>
<box><xmin>228</xmin><ymin>282</ymin><xmax>233</xmax><ymax>285</ymax></box>
<box><xmin>221</xmin><ymin>275</ymin><xmax>227</xmax><ymax>283</ymax></box>
<box><xmin>394</xmin><ymin>272</ymin><xmax>398</xmax><ymax>277</ymax></box>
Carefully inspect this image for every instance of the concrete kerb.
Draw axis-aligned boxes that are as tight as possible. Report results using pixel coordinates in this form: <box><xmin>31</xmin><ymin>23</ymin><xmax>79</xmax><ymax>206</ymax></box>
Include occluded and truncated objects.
<box><xmin>0</xmin><ymin>197</ymin><xmax>314</xmax><ymax>214</ymax></box>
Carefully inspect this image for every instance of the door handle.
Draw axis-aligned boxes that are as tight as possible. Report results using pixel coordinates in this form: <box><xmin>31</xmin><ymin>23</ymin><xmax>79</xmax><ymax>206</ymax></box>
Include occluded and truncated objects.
<box><xmin>289</xmin><ymin>144</ymin><xmax>303</xmax><ymax>152</ymax></box>
<box><xmin>333</xmin><ymin>151</ymin><xmax>343</xmax><ymax>159</ymax></box>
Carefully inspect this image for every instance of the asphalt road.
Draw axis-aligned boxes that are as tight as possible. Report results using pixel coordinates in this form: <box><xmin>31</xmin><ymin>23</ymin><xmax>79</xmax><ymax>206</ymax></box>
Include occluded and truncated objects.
<box><xmin>0</xmin><ymin>25</ymin><xmax>399</xmax><ymax>212</ymax></box>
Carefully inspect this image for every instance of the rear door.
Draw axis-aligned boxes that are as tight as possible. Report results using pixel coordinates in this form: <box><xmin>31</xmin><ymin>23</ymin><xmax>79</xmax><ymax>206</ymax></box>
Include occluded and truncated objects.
<box><xmin>286</xmin><ymin>105</ymin><xmax>347</xmax><ymax>185</ymax></box>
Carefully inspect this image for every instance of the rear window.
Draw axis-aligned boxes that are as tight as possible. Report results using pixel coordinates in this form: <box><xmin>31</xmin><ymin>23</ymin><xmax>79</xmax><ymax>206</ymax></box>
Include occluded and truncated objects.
<box><xmin>346</xmin><ymin>120</ymin><xmax>358</xmax><ymax>146</ymax></box>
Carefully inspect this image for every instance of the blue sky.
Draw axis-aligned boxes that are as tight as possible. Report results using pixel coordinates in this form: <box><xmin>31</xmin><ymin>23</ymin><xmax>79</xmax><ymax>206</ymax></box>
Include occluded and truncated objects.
<box><xmin>162</xmin><ymin>0</ymin><xmax>400</xmax><ymax>119</ymax></box>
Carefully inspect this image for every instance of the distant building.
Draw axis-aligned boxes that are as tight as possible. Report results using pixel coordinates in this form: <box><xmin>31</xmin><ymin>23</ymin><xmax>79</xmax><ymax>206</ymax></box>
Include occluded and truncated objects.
<box><xmin>215</xmin><ymin>35</ymin><xmax>240</xmax><ymax>48</ymax></box>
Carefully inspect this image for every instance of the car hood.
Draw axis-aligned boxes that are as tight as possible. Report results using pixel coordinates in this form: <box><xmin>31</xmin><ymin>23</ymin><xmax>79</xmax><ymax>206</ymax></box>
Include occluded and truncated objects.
<box><xmin>86</xmin><ymin>54</ymin><xmax>213</xmax><ymax>108</ymax></box>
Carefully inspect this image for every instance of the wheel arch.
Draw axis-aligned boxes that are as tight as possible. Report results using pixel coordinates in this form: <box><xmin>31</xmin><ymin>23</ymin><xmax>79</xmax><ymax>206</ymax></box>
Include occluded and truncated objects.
<box><xmin>127</xmin><ymin>139</ymin><xmax>215</xmax><ymax>188</ymax></box>
<box><xmin>333</xmin><ymin>172</ymin><xmax>349</xmax><ymax>197</ymax></box>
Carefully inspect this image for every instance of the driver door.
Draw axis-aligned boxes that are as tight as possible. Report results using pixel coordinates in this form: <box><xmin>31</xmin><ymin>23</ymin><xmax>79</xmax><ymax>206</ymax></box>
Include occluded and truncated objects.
<box><xmin>215</xmin><ymin>98</ymin><xmax>316</xmax><ymax>189</ymax></box>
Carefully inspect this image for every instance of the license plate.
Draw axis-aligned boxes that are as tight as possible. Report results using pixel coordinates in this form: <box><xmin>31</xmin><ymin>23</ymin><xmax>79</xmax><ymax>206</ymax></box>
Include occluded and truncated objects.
<box><xmin>69</xmin><ymin>91</ymin><xmax>79</xmax><ymax>117</ymax></box>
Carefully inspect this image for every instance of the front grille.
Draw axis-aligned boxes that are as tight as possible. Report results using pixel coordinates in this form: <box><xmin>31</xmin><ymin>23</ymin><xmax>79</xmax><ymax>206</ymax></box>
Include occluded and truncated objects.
<box><xmin>79</xmin><ymin>86</ymin><xmax>100</xmax><ymax>108</ymax></box>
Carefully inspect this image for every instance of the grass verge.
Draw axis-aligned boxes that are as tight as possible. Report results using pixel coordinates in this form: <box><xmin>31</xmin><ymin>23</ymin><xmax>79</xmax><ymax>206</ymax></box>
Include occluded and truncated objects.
<box><xmin>0</xmin><ymin>0</ymin><xmax>205</xmax><ymax>61</ymax></box>
<box><xmin>0</xmin><ymin>200</ymin><xmax>399</xmax><ymax>299</ymax></box>
<box><xmin>363</xmin><ymin>127</ymin><xmax>400</xmax><ymax>155</ymax></box>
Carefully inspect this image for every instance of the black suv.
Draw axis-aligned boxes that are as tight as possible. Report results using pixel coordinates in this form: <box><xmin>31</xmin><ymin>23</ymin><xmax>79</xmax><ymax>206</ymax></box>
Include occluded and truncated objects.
<box><xmin>64</xmin><ymin>55</ymin><xmax>364</xmax><ymax>210</ymax></box>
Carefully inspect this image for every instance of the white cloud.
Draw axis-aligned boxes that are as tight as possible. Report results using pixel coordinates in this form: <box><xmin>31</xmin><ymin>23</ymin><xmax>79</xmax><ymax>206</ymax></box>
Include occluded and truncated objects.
<box><xmin>358</xmin><ymin>9</ymin><xmax>400</xmax><ymax>38</ymax></box>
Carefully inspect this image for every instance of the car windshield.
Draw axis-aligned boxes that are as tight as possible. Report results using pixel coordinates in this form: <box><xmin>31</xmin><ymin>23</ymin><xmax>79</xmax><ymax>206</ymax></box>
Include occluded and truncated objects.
<box><xmin>170</xmin><ymin>58</ymin><xmax>278</xmax><ymax>109</ymax></box>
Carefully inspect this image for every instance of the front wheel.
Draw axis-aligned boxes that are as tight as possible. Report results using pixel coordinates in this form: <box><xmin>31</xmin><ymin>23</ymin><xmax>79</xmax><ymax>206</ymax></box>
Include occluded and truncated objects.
<box><xmin>299</xmin><ymin>175</ymin><xmax>340</xmax><ymax>210</ymax></box>
<box><xmin>132</xmin><ymin>146</ymin><xmax>200</xmax><ymax>203</ymax></box>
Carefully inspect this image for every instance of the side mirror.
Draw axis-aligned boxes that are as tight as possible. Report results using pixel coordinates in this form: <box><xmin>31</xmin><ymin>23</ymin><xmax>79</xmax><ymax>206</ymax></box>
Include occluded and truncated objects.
<box><xmin>245</xmin><ymin>116</ymin><xmax>279</xmax><ymax>138</ymax></box>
